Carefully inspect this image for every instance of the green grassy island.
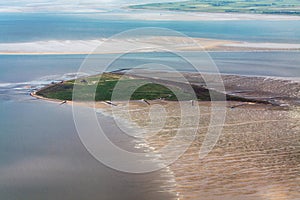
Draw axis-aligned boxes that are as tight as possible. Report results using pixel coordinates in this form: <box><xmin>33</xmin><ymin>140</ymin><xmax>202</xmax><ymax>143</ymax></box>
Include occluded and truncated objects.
<box><xmin>129</xmin><ymin>0</ymin><xmax>300</xmax><ymax>16</ymax></box>
<box><xmin>36</xmin><ymin>73</ymin><xmax>200</xmax><ymax>102</ymax></box>
<box><xmin>35</xmin><ymin>72</ymin><xmax>274</xmax><ymax>105</ymax></box>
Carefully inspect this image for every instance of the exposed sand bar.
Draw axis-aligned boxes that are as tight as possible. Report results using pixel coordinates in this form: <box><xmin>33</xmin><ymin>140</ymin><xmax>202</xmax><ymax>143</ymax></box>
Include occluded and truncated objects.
<box><xmin>112</xmin><ymin>100</ymin><xmax>300</xmax><ymax>200</ymax></box>
<box><xmin>224</xmin><ymin>42</ymin><xmax>300</xmax><ymax>49</ymax></box>
<box><xmin>110</xmin><ymin>10</ymin><xmax>300</xmax><ymax>21</ymax></box>
<box><xmin>1</xmin><ymin>37</ymin><xmax>299</xmax><ymax>55</ymax></box>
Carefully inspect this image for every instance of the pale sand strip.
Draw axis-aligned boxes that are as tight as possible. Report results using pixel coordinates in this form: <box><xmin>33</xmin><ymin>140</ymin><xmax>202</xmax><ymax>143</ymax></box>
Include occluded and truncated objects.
<box><xmin>0</xmin><ymin>36</ymin><xmax>299</xmax><ymax>55</ymax></box>
<box><xmin>30</xmin><ymin>91</ymin><xmax>67</xmax><ymax>104</ymax></box>
<box><xmin>111</xmin><ymin>10</ymin><xmax>300</xmax><ymax>21</ymax></box>
<box><xmin>224</xmin><ymin>42</ymin><xmax>300</xmax><ymax>49</ymax></box>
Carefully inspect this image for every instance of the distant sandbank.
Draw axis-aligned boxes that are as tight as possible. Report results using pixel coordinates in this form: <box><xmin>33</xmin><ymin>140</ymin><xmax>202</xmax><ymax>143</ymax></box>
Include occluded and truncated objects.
<box><xmin>0</xmin><ymin>37</ymin><xmax>299</xmax><ymax>55</ymax></box>
<box><xmin>114</xmin><ymin>9</ymin><xmax>300</xmax><ymax>21</ymax></box>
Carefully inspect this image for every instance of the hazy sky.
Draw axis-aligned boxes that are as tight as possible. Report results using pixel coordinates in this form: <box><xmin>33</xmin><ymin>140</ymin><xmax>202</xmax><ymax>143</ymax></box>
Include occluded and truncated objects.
<box><xmin>0</xmin><ymin>0</ymin><xmax>183</xmax><ymax>12</ymax></box>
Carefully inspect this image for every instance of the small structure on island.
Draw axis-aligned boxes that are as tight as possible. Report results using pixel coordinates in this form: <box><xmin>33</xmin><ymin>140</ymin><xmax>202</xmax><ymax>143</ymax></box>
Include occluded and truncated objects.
<box><xmin>105</xmin><ymin>101</ymin><xmax>117</xmax><ymax>106</ymax></box>
<box><xmin>191</xmin><ymin>100</ymin><xmax>195</xmax><ymax>106</ymax></box>
<box><xmin>59</xmin><ymin>100</ymin><xmax>67</xmax><ymax>105</ymax></box>
<box><xmin>80</xmin><ymin>79</ymin><xmax>88</xmax><ymax>84</ymax></box>
<box><xmin>141</xmin><ymin>99</ymin><xmax>150</xmax><ymax>105</ymax></box>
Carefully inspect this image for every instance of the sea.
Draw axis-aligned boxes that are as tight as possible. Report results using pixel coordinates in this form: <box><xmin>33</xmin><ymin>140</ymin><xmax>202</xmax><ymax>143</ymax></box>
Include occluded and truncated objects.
<box><xmin>0</xmin><ymin>13</ymin><xmax>299</xmax><ymax>200</ymax></box>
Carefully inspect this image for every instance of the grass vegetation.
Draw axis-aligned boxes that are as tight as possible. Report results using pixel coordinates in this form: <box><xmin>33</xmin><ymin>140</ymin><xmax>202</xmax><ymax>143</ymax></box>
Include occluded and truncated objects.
<box><xmin>36</xmin><ymin>73</ymin><xmax>196</xmax><ymax>101</ymax></box>
<box><xmin>36</xmin><ymin>73</ymin><xmax>272</xmax><ymax>104</ymax></box>
<box><xmin>129</xmin><ymin>0</ymin><xmax>300</xmax><ymax>16</ymax></box>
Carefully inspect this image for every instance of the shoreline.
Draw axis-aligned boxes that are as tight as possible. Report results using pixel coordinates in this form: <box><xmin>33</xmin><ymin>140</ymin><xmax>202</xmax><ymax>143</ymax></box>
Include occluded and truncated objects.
<box><xmin>30</xmin><ymin>91</ymin><xmax>69</xmax><ymax>104</ymax></box>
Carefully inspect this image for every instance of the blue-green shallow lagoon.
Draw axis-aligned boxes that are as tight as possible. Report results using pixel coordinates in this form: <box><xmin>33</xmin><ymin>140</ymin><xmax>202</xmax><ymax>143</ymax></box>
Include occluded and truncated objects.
<box><xmin>1</xmin><ymin>13</ymin><xmax>300</xmax><ymax>43</ymax></box>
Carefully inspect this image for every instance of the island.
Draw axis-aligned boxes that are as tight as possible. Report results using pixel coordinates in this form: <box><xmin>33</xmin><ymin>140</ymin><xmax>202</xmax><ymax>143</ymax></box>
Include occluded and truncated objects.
<box><xmin>32</xmin><ymin>71</ymin><xmax>297</xmax><ymax>108</ymax></box>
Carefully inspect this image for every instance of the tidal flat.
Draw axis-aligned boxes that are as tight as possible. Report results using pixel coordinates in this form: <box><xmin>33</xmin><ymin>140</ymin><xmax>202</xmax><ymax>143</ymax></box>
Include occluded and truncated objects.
<box><xmin>33</xmin><ymin>70</ymin><xmax>300</xmax><ymax>200</ymax></box>
<box><xmin>93</xmin><ymin>99</ymin><xmax>300</xmax><ymax>200</ymax></box>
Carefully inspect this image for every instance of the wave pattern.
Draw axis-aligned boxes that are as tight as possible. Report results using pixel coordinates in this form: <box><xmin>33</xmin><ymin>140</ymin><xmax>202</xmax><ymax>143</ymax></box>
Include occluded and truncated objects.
<box><xmin>97</xmin><ymin>96</ymin><xmax>299</xmax><ymax>200</ymax></box>
<box><xmin>124</xmin><ymin>101</ymin><xmax>300</xmax><ymax>200</ymax></box>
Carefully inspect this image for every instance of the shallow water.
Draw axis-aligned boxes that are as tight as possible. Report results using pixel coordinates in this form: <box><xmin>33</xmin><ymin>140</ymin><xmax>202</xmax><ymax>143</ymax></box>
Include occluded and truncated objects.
<box><xmin>1</xmin><ymin>51</ymin><xmax>299</xmax><ymax>84</ymax></box>
<box><xmin>0</xmin><ymin>55</ymin><xmax>177</xmax><ymax>199</ymax></box>
<box><xmin>0</xmin><ymin>93</ymin><xmax>178</xmax><ymax>200</ymax></box>
<box><xmin>1</xmin><ymin>13</ymin><xmax>300</xmax><ymax>43</ymax></box>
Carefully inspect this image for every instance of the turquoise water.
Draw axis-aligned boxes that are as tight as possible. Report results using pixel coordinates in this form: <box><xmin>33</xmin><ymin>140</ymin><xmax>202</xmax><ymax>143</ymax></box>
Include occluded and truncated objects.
<box><xmin>1</xmin><ymin>13</ymin><xmax>300</xmax><ymax>43</ymax></box>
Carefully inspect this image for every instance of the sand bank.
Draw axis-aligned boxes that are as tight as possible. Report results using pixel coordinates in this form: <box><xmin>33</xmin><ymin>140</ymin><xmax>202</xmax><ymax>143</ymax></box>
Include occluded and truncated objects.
<box><xmin>0</xmin><ymin>37</ymin><xmax>299</xmax><ymax>55</ymax></box>
<box><xmin>108</xmin><ymin>100</ymin><xmax>299</xmax><ymax>200</ymax></box>
<box><xmin>112</xmin><ymin>9</ymin><xmax>300</xmax><ymax>21</ymax></box>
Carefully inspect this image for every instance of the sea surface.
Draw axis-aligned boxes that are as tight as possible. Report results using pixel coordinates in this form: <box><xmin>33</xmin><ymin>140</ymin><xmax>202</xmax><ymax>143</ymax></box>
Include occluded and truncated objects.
<box><xmin>1</xmin><ymin>13</ymin><xmax>300</xmax><ymax>43</ymax></box>
<box><xmin>0</xmin><ymin>13</ymin><xmax>299</xmax><ymax>200</ymax></box>
<box><xmin>0</xmin><ymin>56</ymin><xmax>177</xmax><ymax>199</ymax></box>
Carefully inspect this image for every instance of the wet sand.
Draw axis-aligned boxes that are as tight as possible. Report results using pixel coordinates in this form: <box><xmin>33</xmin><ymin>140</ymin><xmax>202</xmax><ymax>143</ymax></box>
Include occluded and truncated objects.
<box><xmin>94</xmin><ymin>100</ymin><xmax>300</xmax><ymax>200</ymax></box>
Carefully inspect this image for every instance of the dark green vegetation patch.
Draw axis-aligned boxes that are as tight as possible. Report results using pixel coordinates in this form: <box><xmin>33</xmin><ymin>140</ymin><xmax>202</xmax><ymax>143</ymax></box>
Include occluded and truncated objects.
<box><xmin>36</xmin><ymin>73</ymin><xmax>272</xmax><ymax>104</ymax></box>
<box><xmin>36</xmin><ymin>73</ymin><xmax>195</xmax><ymax>101</ymax></box>
<box><xmin>129</xmin><ymin>0</ymin><xmax>300</xmax><ymax>16</ymax></box>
